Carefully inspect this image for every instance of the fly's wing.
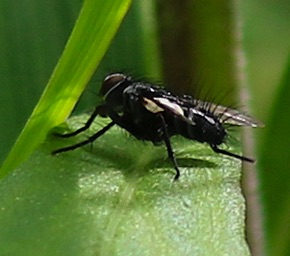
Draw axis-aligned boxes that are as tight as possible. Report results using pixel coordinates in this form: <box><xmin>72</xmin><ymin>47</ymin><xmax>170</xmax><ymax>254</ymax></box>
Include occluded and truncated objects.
<box><xmin>214</xmin><ymin>105</ymin><xmax>263</xmax><ymax>127</ymax></box>
<box><xmin>140</xmin><ymin>84</ymin><xmax>263</xmax><ymax>128</ymax></box>
<box><xmin>174</xmin><ymin>95</ymin><xmax>264</xmax><ymax>127</ymax></box>
<box><xmin>195</xmin><ymin>100</ymin><xmax>264</xmax><ymax>127</ymax></box>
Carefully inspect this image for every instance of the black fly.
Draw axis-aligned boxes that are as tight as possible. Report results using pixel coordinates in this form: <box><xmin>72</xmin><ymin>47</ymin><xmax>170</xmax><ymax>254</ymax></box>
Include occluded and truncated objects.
<box><xmin>52</xmin><ymin>73</ymin><xmax>263</xmax><ymax>180</ymax></box>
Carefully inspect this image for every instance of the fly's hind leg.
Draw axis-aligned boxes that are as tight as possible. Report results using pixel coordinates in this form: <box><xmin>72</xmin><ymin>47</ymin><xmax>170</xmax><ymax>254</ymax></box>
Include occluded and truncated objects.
<box><xmin>210</xmin><ymin>144</ymin><xmax>255</xmax><ymax>163</ymax></box>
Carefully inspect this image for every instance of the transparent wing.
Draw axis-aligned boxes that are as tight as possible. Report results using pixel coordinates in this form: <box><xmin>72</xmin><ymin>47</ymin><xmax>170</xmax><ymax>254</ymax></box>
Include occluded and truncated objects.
<box><xmin>141</xmin><ymin>87</ymin><xmax>264</xmax><ymax>128</ymax></box>
<box><xmin>199</xmin><ymin>102</ymin><xmax>263</xmax><ymax>127</ymax></box>
<box><xmin>179</xmin><ymin>96</ymin><xmax>264</xmax><ymax>127</ymax></box>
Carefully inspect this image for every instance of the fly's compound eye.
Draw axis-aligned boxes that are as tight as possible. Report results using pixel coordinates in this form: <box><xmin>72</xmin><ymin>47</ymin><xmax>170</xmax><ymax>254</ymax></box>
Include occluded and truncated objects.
<box><xmin>100</xmin><ymin>73</ymin><xmax>128</xmax><ymax>97</ymax></box>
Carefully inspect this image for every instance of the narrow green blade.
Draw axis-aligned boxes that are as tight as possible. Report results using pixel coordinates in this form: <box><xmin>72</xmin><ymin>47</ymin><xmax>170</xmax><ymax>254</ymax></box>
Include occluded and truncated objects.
<box><xmin>0</xmin><ymin>0</ymin><xmax>132</xmax><ymax>178</ymax></box>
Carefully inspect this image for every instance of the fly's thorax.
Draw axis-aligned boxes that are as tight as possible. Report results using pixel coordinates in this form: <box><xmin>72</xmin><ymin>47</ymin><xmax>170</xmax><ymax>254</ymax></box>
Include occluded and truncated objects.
<box><xmin>100</xmin><ymin>73</ymin><xmax>132</xmax><ymax>112</ymax></box>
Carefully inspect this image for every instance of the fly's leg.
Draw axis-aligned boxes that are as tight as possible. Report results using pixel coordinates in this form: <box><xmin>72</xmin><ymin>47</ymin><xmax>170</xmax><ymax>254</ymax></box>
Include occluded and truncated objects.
<box><xmin>52</xmin><ymin>121</ymin><xmax>115</xmax><ymax>154</ymax></box>
<box><xmin>107</xmin><ymin>107</ymin><xmax>181</xmax><ymax>179</ymax></box>
<box><xmin>159</xmin><ymin>115</ymin><xmax>180</xmax><ymax>181</ymax></box>
<box><xmin>54</xmin><ymin>105</ymin><xmax>103</xmax><ymax>138</ymax></box>
<box><xmin>210</xmin><ymin>144</ymin><xmax>255</xmax><ymax>163</ymax></box>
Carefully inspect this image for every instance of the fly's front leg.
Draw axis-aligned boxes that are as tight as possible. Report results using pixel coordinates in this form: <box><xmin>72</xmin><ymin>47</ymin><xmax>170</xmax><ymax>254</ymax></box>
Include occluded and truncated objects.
<box><xmin>52</xmin><ymin>121</ymin><xmax>115</xmax><ymax>155</ymax></box>
<box><xmin>54</xmin><ymin>105</ymin><xmax>104</xmax><ymax>138</ymax></box>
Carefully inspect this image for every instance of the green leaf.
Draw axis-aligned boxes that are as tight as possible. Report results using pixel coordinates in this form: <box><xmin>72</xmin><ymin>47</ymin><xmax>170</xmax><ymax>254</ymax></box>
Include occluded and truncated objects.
<box><xmin>0</xmin><ymin>115</ymin><xmax>250</xmax><ymax>255</ymax></box>
<box><xmin>0</xmin><ymin>0</ymin><xmax>132</xmax><ymax>178</ymax></box>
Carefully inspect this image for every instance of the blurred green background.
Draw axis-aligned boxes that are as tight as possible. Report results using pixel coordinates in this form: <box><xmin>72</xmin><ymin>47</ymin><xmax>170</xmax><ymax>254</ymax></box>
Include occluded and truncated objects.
<box><xmin>0</xmin><ymin>0</ymin><xmax>289</xmax><ymax>255</ymax></box>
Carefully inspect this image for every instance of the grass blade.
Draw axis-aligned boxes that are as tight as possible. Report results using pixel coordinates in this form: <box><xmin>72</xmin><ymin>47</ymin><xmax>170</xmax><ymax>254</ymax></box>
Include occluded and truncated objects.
<box><xmin>0</xmin><ymin>0</ymin><xmax>132</xmax><ymax>178</ymax></box>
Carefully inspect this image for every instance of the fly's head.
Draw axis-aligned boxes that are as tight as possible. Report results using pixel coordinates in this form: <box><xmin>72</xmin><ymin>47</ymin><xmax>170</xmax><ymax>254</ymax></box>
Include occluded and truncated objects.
<box><xmin>99</xmin><ymin>73</ymin><xmax>132</xmax><ymax>115</ymax></box>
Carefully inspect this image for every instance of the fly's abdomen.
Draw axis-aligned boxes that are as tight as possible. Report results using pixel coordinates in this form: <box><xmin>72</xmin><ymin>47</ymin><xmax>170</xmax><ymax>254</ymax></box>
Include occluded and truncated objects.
<box><xmin>166</xmin><ymin>107</ymin><xmax>227</xmax><ymax>146</ymax></box>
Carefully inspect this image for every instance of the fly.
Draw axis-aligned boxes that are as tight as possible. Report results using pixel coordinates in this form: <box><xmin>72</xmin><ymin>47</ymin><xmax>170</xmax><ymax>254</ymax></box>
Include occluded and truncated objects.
<box><xmin>52</xmin><ymin>73</ymin><xmax>263</xmax><ymax>180</ymax></box>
